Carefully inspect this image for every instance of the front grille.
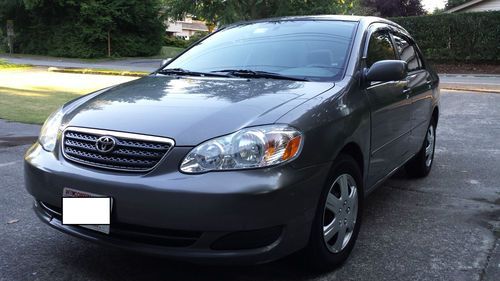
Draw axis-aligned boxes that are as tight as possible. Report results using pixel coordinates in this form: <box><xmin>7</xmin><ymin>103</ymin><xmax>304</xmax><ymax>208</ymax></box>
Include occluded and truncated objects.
<box><xmin>62</xmin><ymin>127</ymin><xmax>174</xmax><ymax>172</ymax></box>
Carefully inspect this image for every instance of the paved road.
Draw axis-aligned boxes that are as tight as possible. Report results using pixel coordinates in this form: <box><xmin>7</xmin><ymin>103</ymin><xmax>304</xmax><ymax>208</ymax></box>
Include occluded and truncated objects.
<box><xmin>2</xmin><ymin>55</ymin><xmax>500</xmax><ymax>92</ymax></box>
<box><xmin>0</xmin><ymin>91</ymin><xmax>499</xmax><ymax>281</ymax></box>
<box><xmin>440</xmin><ymin>74</ymin><xmax>500</xmax><ymax>92</ymax></box>
<box><xmin>0</xmin><ymin>55</ymin><xmax>162</xmax><ymax>72</ymax></box>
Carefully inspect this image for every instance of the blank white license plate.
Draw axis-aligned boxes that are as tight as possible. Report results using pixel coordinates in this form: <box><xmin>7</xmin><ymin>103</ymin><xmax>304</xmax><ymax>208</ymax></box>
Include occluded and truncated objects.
<box><xmin>62</xmin><ymin>188</ymin><xmax>113</xmax><ymax>234</ymax></box>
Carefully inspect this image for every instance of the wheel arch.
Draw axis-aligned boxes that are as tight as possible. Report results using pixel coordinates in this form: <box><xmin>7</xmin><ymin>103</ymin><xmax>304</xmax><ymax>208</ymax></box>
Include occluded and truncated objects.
<box><xmin>432</xmin><ymin>106</ymin><xmax>439</xmax><ymax>126</ymax></box>
<box><xmin>337</xmin><ymin>142</ymin><xmax>364</xmax><ymax>181</ymax></box>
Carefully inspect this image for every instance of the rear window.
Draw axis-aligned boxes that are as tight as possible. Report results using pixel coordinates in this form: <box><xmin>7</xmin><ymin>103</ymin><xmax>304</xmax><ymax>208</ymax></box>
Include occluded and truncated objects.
<box><xmin>392</xmin><ymin>34</ymin><xmax>423</xmax><ymax>72</ymax></box>
<box><xmin>164</xmin><ymin>20</ymin><xmax>358</xmax><ymax>81</ymax></box>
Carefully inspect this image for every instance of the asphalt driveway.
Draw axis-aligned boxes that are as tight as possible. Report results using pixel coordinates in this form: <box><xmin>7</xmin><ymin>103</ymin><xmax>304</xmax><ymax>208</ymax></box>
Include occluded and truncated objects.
<box><xmin>0</xmin><ymin>90</ymin><xmax>499</xmax><ymax>281</ymax></box>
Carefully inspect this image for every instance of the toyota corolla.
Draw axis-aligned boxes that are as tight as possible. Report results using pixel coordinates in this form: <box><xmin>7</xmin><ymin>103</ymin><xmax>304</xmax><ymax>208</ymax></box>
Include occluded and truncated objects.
<box><xmin>24</xmin><ymin>15</ymin><xmax>439</xmax><ymax>269</ymax></box>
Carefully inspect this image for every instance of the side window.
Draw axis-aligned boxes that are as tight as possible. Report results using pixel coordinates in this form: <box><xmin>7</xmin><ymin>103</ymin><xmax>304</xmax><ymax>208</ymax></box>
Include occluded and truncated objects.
<box><xmin>392</xmin><ymin>34</ymin><xmax>423</xmax><ymax>72</ymax></box>
<box><xmin>366</xmin><ymin>31</ymin><xmax>396</xmax><ymax>68</ymax></box>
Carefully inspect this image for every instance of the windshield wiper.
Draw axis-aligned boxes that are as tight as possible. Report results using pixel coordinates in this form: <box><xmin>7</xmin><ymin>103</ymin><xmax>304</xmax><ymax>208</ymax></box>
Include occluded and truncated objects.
<box><xmin>157</xmin><ymin>68</ymin><xmax>230</xmax><ymax>78</ymax></box>
<box><xmin>211</xmin><ymin>69</ymin><xmax>308</xmax><ymax>81</ymax></box>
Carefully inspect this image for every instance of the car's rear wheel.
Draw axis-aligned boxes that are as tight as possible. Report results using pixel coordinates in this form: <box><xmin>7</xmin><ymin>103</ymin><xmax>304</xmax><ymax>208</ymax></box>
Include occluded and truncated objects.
<box><xmin>304</xmin><ymin>154</ymin><xmax>363</xmax><ymax>271</ymax></box>
<box><xmin>405</xmin><ymin>120</ymin><xmax>436</xmax><ymax>178</ymax></box>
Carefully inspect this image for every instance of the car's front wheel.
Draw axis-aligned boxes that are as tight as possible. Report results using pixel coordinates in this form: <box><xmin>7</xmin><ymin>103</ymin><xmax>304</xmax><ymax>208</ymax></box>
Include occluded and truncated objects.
<box><xmin>304</xmin><ymin>154</ymin><xmax>363</xmax><ymax>271</ymax></box>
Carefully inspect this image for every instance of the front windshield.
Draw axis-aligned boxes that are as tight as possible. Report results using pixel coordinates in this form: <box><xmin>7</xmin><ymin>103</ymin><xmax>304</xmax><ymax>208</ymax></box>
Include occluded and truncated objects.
<box><xmin>163</xmin><ymin>20</ymin><xmax>357</xmax><ymax>81</ymax></box>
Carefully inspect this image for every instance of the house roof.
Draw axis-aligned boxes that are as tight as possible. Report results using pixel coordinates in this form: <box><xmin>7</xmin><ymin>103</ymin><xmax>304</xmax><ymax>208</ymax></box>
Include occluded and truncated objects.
<box><xmin>445</xmin><ymin>0</ymin><xmax>487</xmax><ymax>13</ymax></box>
<box><xmin>182</xmin><ymin>22</ymin><xmax>208</xmax><ymax>31</ymax></box>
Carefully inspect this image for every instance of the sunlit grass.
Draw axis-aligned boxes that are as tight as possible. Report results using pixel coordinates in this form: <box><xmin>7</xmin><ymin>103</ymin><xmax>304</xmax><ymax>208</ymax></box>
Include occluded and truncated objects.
<box><xmin>0</xmin><ymin>68</ymin><xmax>137</xmax><ymax>124</ymax></box>
<box><xmin>0</xmin><ymin>58</ymin><xmax>31</xmax><ymax>69</ymax></box>
<box><xmin>0</xmin><ymin>86</ymin><xmax>84</xmax><ymax>124</ymax></box>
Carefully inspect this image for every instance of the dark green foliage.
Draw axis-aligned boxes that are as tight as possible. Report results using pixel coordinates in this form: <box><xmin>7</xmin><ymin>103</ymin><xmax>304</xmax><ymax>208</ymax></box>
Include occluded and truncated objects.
<box><xmin>163</xmin><ymin>0</ymin><xmax>356</xmax><ymax>26</ymax></box>
<box><xmin>187</xmin><ymin>31</ymin><xmax>209</xmax><ymax>44</ymax></box>
<box><xmin>392</xmin><ymin>12</ymin><xmax>500</xmax><ymax>63</ymax></box>
<box><xmin>0</xmin><ymin>29</ymin><xmax>5</xmax><ymax>52</ymax></box>
<box><xmin>164</xmin><ymin>31</ymin><xmax>208</xmax><ymax>48</ymax></box>
<box><xmin>362</xmin><ymin>0</ymin><xmax>426</xmax><ymax>17</ymax></box>
<box><xmin>164</xmin><ymin>36</ymin><xmax>189</xmax><ymax>48</ymax></box>
<box><xmin>0</xmin><ymin>0</ymin><xmax>164</xmax><ymax>58</ymax></box>
<box><xmin>445</xmin><ymin>0</ymin><xmax>468</xmax><ymax>9</ymax></box>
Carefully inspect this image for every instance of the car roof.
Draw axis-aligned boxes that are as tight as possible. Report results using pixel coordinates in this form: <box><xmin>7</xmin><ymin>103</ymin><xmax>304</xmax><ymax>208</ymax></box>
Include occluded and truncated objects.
<box><xmin>225</xmin><ymin>15</ymin><xmax>406</xmax><ymax>33</ymax></box>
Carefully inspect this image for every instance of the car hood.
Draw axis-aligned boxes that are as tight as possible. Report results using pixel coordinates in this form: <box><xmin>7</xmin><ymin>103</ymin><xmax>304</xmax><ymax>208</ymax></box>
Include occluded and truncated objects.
<box><xmin>65</xmin><ymin>76</ymin><xmax>334</xmax><ymax>145</ymax></box>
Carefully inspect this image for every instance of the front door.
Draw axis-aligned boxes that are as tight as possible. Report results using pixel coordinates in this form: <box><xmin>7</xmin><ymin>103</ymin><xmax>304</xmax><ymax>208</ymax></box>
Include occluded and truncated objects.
<box><xmin>365</xmin><ymin>29</ymin><xmax>412</xmax><ymax>186</ymax></box>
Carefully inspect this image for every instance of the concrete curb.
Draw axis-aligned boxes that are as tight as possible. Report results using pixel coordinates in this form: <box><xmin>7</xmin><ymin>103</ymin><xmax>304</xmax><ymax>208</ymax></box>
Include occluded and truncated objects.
<box><xmin>440</xmin><ymin>83</ymin><xmax>500</xmax><ymax>94</ymax></box>
<box><xmin>47</xmin><ymin>67</ymin><xmax>148</xmax><ymax>77</ymax></box>
<box><xmin>440</xmin><ymin>74</ymin><xmax>500</xmax><ymax>78</ymax></box>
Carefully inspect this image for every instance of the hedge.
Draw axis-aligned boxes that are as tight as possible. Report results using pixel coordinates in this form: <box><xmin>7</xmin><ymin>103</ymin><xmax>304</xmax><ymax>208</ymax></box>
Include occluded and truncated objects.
<box><xmin>0</xmin><ymin>29</ymin><xmax>5</xmax><ymax>53</ymax></box>
<box><xmin>392</xmin><ymin>11</ymin><xmax>500</xmax><ymax>63</ymax></box>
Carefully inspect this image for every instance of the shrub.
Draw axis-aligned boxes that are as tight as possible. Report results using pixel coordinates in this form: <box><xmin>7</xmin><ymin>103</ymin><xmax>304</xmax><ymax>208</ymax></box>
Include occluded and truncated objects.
<box><xmin>164</xmin><ymin>31</ymin><xmax>209</xmax><ymax>49</ymax></box>
<box><xmin>0</xmin><ymin>0</ymin><xmax>164</xmax><ymax>58</ymax></box>
<box><xmin>160</xmin><ymin>46</ymin><xmax>184</xmax><ymax>58</ymax></box>
<box><xmin>164</xmin><ymin>36</ymin><xmax>189</xmax><ymax>48</ymax></box>
<box><xmin>187</xmin><ymin>31</ymin><xmax>209</xmax><ymax>45</ymax></box>
<box><xmin>392</xmin><ymin>11</ymin><xmax>500</xmax><ymax>63</ymax></box>
<box><xmin>0</xmin><ymin>29</ymin><xmax>5</xmax><ymax>53</ymax></box>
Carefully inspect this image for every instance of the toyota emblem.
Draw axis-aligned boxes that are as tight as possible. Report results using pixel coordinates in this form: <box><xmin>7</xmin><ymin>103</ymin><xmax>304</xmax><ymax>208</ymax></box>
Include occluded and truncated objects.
<box><xmin>95</xmin><ymin>136</ymin><xmax>116</xmax><ymax>153</ymax></box>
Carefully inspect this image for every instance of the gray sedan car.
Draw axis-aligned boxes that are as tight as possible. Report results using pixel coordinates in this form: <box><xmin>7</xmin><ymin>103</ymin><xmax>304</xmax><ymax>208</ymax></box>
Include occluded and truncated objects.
<box><xmin>25</xmin><ymin>15</ymin><xmax>439</xmax><ymax>269</ymax></box>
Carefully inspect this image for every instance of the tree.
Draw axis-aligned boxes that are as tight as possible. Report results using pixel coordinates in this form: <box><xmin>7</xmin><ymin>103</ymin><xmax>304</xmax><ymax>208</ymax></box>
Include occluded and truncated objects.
<box><xmin>0</xmin><ymin>0</ymin><xmax>165</xmax><ymax>58</ymax></box>
<box><xmin>445</xmin><ymin>0</ymin><xmax>468</xmax><ymax>9</ymax></box>
<box><xmin>362</xmin><ymin>0</ymin><xmax>426</xmax><ymax>17</ymax></box>
<box><xmin>431</xmin><ymin>7</ymin><xmax>446</xmax><ymax>14</ymax></box>
<box><xmin>349</xmin><ymin>0</ymin><xmax>377</xmax><ymax>16</ymax></box>
<box><xmin>163</xmin><ymin>0</ymin><xmax>357</xmax><ymax>27</ymax></box>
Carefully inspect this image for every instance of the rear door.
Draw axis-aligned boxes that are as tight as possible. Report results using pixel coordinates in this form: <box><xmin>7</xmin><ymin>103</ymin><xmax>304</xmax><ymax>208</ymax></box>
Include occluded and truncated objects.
<box><xmin>364</xmin><ymin>26</ymin><xmax>412</xmax><ymax>186</ymax></box>
<box><xmin>391</xmin><ymin>32</ymin><xmax>434</xmax><ymax>155</ymax></box>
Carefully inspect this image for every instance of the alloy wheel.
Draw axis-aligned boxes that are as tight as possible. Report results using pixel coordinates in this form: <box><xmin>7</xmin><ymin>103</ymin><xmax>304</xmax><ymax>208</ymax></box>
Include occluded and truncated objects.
<box><xmin>322</xmin><ymin>173</ymin><xmax>358</xmax><ymax>253</ymax></box>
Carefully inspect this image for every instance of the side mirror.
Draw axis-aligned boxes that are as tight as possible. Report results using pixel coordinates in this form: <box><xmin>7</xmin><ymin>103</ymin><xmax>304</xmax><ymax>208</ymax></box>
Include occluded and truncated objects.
<box><xmin>366</xmin><ymin>60</ymin><xmax>407</xmax><ymax>82</ymax></box>
<box><xmin>161</xmin><ymin>58</ymin><xmax>172</xmax><ymax>66</ymax></box>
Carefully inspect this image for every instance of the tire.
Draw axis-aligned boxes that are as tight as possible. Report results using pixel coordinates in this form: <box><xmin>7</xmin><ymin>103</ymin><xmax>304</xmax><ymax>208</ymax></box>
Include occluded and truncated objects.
<box><xmin>405</xmin><ymin>119</ymin><xmax>436</xmax><ymax>178</ymax></box>
<box><xmin>304</xmin><ymin>154</ymin><xmax>363</xmax><ymax>271</ymax></box>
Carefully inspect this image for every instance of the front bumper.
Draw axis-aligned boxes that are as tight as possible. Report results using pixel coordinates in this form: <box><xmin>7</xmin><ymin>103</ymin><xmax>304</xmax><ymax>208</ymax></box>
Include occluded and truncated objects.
<box><xmin>25</xmin><ymin>143</ymin><xmax>331</xmax><ymax>264</ymax></box>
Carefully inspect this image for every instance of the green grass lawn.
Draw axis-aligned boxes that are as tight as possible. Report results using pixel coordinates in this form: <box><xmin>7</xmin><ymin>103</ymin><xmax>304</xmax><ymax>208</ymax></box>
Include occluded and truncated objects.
<box><xmin>0</xmin><ymin>47</ymin><xmax>187</xmax><ymax>124</ymax></box>
<box><xmin>0</xmin><ymin>58</ymin><xmax>31</xmax><ymax>69</ymax></box>
<box><xmin>0</xmin><ymin>86</ymin><xmax>83</xmax><ymax>124</ymax></box>
<box><xmin>0</xmin><ymin>68</ymin><xmax>136</xmax><ymax>124</ymax></box>
<box><xmin>0</xmin><ymin>49</ymin><xmax>183</xmax><ymax>125</ymax></box>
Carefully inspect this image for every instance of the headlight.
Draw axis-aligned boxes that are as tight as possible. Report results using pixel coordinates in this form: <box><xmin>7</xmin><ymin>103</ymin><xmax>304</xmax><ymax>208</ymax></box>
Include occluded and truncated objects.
<box><xmin>180</xmin><ymin>125</ymin><xmax>303</xmax><ymax>173</ymax></box>
<box><xmin>38</xmin><ymin>107</ymin><xmax>64</xmax><ymax>152</ymax></box>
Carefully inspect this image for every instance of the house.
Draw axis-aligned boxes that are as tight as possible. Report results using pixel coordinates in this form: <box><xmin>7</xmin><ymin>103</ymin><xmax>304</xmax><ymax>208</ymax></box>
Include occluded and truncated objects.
<box><xmin>446</xmin><ymin>0</ymin><xmax>500</xmax><ymax>13</ymax></box>
<box><xmin>165</xmin><ymin>16</ymin><xmax>208</xmax><ymax>40</ymax></box>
